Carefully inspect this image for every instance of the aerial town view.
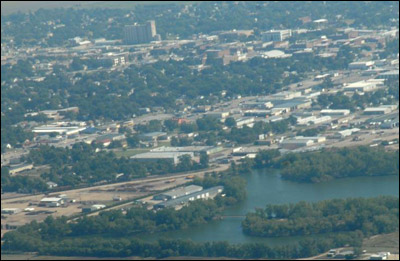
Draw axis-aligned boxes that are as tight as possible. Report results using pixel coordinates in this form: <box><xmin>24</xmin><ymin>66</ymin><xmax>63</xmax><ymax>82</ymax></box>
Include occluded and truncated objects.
<box><xmin>1</xmin><ymin>1</ymin><xmax>399</xmax><ymax>260</ymax></box>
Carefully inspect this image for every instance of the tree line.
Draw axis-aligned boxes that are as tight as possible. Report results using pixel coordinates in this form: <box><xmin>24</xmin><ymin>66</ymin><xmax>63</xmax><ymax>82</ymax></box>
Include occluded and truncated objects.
<box><xmin>242</xmin><ymin>196</ymin><xmax>399</xmax><ymax>237</ymax></box>
<box><xmin>253</xmin><ymin>146</ymin><xmax>399</xmax><ymax>183</ymax></box>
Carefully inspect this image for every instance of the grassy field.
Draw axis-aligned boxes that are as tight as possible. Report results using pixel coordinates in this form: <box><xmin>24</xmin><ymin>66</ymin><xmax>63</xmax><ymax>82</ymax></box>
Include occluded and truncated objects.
<box><xmin>362</xmin><ymin>231</ymin><xmax>399</xmax><ymax>254</ymax></box>
<box><xmin>1</xmin><ymin>1</ymin><xmax>196</xmax><ymax>15</ymax></box>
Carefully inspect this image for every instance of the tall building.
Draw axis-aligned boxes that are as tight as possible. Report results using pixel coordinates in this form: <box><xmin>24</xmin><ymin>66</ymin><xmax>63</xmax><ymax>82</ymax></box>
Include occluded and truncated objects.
<box><xmin>262</xmin><ymin>29</ymin><xmax>292</xmax><ymax>42</ymax></box>
<box><xmin>124</xmin><ymin>20</ymin><xmax>160</xmax><ymax>44</ymax></box>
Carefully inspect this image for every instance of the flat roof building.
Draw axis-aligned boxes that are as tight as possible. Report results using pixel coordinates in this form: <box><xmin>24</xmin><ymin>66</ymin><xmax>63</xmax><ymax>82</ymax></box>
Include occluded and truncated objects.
<box><xmin>32</xmin><ymin>126</ymin><xmax>86</xmax><ymax>135</ymax></box>
<box><xmin>39</xmin><ymin>197</ymin><xmax>64</xmax><ymax>207</ymax></box>
<box><xmin>9</xmin><ymin>163</ymin><xmax>34</xmax><ymax>175</ymax></box>
<box><xmin>153</xmin><ymin>185</ymin><xmax>203</xmax><ymax>201</ymax></box>
<box><xmin>321</xmin><ymin>109</ymin><xmax>351</xmax><ymax>116</ymax></box>
<box><xmin>364</xmin><ymin>107</ymin><xmax>392</xmax><ymax>115</ymax></box>
<box><xmin>131</xmin><ymin>152</ymin><xmax>194</xmax><ymax>165</ymax></box>
<box><xmin>348</xmin><ymin>61</ymin><xmax>374</xmax><ymax>70</ymax></box>
<box><xmin>154</xmin><ymin>186</ymin><xmax>224</xmax><ymax>210</ymax></box>
<box><xmin>124</xmin><ymin>20</ymin><xmax>159</xmax><ymax>44</ymax></box>
<box><xmin>280</xmin><ymin>139</ymin><xmax>315</xmax><ymax>150</ymax></box>
<box><xmin>334</xmin><ymin>128</ymin><xmax>360</xmax><ymax>139</ymax></box>
<box><xmin>262</xmin><ymin>30</ymin><xmax>292</xmax><ymax>42</ymax></box>
<box><xmin>344</xmin><ymin>81</ymin><xmax>376</xmax><ymax>92</ymax></box>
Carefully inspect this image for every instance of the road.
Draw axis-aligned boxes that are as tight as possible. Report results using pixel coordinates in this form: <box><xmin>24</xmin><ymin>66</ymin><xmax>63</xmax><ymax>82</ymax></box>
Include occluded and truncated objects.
<box><xmin>1</xmin><ymin>164</ymin><xmax>229</xmax><ymax>205</ymax></box>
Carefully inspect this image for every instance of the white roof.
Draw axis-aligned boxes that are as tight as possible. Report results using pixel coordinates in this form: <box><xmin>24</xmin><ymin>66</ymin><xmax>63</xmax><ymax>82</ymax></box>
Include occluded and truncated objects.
<box><xmin>40</xmin><ymin>197</ymin><xmax>63</xmax><ymax>202</ymax></box>
<box><xmin>364</xmin><ymin>107</ymin><xmax>390</xmax><ymax>112</ymax></box>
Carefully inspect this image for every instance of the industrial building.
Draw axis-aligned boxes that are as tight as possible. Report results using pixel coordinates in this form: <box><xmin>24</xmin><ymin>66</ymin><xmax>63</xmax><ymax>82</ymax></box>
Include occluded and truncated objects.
<box><xmin>82</xmin><ymin>204</ymin><xmax>106</xmax><ymax>213</ymax></box>
<box><xmin>139</xmin><ymin>132</ymin><xmax>168</xmax><ymax>141</ymax></box>
<box><xmin>124</xmin><ymin>20</ymin><xmax>160</xmax><ymax>44</ymax></box>
<box><xmin>280</xmin><ymin>138</ymin><xmax>315</xmax><ymax>150</ymax></box>
<box><xmin>1</xmin><ymin>208</ymin><xmax>21</xmax><ymax>215</ymax></box>
<box><xmin>320</xmin><ymin>109</ymin><xmax>350</xmax><ymax>116</ymax></box>
<box><xmin>348</xmin><ymin>61</ymin><xmax>374</xmax><ymax>70</ymax></box>
<box><xmin>151</xmin><ymin>146</ymin><xmax>223</xmax><ymax>156</ymax></box>
<box><xmin>364</xmin><ymin>107</ymin><xmax>392</xmax><ymax>115</ymax></box>
<box><xmin>9</xmin><ymin>163</ymin><xmax>34</xmax><ymax>175</ymax></box>
<box><xmin>310</xmin><ymin>116</ymin><xmax>332</xmax><ymax>125</ymax></box>
<box><xmin>205</xmin><ymin>112</ymin><xmax>230</xmax><ymax>119</ymax></box>
<box><xmin>261</xmin><ymin>29</ymin><xmax>292</xmax><ymax>42</ymax></box>
<box><xmin>236</xmin><ymin>117</ymin><xmax>255</xmax><ymax>128</ymax></box>
<box><xmin>131</xmin><ymin>152</ymin><xmax>194</xmax><ymax>165</ymax></box>
<box><xmin>272</xmin><ymin>98</ymin><xmax>312</xmax><ymax>112</ymax></box>
<box><xmin>32</xmin><ymin>126</ymin><xmax>86</xmax><ymax>135</ymax></box>
<box><xmin>153</xmin><ymin>185</ymin><xmax>203</xmax><ymax>201</ymax></box>
<box><xmin>343</xmin><ymin>81</ymin><xmax>376</xmax><ymax>92</ymax></box>
<box><xmin>244</xmin><ymin>110</ymin><xmax>271</xmax><ymax>117</ymax></box>
<box><xmin>294</xmin><ymin>136</ymin><xmax>326</xmax><ymax>143</ymax></box>
<box><xmin>334</xmin><ymin>128</ymin><xmax>360</xmax><ymax>139</ymax></box>
<box><xmin>39</xmin><ymin>197</ymin><xmax>64</xmax><ymax>207</ymax></box>
<box><xmin>376</xmin><ymin>70</ymin><xmax>399</xmax><ymax>80</ymax></box>
<box><xmin>153</xmin><ymin>186</ymin><xmax>224</xmax><ymax>210</ymax></box>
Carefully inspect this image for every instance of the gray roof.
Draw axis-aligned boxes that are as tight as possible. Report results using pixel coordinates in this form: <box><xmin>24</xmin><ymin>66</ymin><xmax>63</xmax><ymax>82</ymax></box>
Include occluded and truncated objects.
<box><xmin>155</xmin><ymin>186</ymin><xmax>224</xmax><ymax>209</ymax></box>
<box><xmin>159</xmin><ymin>185</ymin><xmax>203</xmax><ymax>199</ymax></box>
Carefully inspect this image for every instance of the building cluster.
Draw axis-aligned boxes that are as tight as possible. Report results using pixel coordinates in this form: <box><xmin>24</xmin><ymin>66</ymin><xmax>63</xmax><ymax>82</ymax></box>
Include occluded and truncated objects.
<box><xmin>152</xmin><ymin>185</ymin><xmax>224</xmax><ymax>210</ymax></box>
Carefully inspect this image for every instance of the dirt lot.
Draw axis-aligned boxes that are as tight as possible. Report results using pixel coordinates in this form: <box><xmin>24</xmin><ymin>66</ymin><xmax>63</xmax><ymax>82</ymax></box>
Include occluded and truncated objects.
<box><xmin>362</xmin><ymin>232</ymin><xmax>399</xmax><ymax>254</ymax></box>
<box><xmin>1</xmin><ymin>166</ymin><xmax>220</xmax><ymax>237</ymax></box>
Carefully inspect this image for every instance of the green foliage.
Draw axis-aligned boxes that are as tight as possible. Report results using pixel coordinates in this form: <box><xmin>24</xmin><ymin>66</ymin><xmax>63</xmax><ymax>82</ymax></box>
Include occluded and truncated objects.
<box><xmin>242</xmin><ymin>196</ymin><xmax>399</xmax><ymax>237</ymax></box>
<box><xmin>278</xmin><ymin>146</ymin><xmax>399</xmax><ymax>183</ymax></box>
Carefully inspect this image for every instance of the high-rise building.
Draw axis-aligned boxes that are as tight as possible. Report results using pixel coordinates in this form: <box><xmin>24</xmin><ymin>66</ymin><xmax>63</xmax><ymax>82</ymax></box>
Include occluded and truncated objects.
<box><xmin>262</xmin><ymin>29</ymin><xmax>292</xmax><ymax>42</ymax></box>
<box><xmin>124</xmin><ymin>20</ymin><xmax>160</xmax><ymax>44</ymax></box>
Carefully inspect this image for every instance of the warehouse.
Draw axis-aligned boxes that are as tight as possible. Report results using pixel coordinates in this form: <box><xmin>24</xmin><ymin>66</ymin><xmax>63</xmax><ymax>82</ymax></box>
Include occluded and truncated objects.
<box><xmin>236</xmin><ymin>117</ymin><xmax>255</xmax><ymax>128</ymax></box>
<box><xmin>151</xmin><ymin>146</ymin><xmax>223</xmax><ymax>156</ymax></box>
<box><xmin>82</xmin><ymin>204</ymin><xmax>106</xmax><ymax>213</ymax></box>
<box><xmin>32</xmin><ymin>126</ymin><xmax>86</xmax><ymax>135</ymax></box>
<box><xmin>153</xmin><ymin>185</ymin><xmax>203</xmax><ymax>201</ymax></box>
<box><xmin>294</xmin><ymin>136</ymin><xmax>326</xmax><ymax>143</ymax></box>
<box><xmin>273</xmin><ymin>98</ymin><xmax>312</xmax><ymax>112</ymax></box>
<box><xmin>279</xmin><ymin>138</ymin><xmax>314</xmax><ymax>150</ymax></box>
<box><xmin>1</xmin><ymin>208</ymin><xmax>21</xmax><ymax>215</ymax></box>
<box><xmin>334</xmin><ymin>128</ymin><xmax>360</xmax><ymax>139</ymax></box>
<box><xmin>139</xmin><ymin>132</ymin><xmax>167</xmax><ymax>141</ymax></box>
<box><xmin>154</xmin><ymin>186</ymin><xmax>224</xmax><ymax>210</ymax></box>
<box><xmin>310</xmin><ymin>116</ymin><xmax>332</xmax><ymax>125</ymax></box>
<box><xmin>348</xmin><ymin>61</ymin><xmax>374</xmax><ymax>70</ymax></box>
<box><xmin>39</xmin><ymin>197</ymin><xmax>64</xmax><ymax>207</ymax></box>
<box><xmin>343</xmin><ymin>81</ymin><xmax>376</xmax><ymax>92</ymax></box>
<box><xmin>9</xmin><ymin>163</ymin><xmax>34</xmax><ymax>175</ymax></box>
<box><xmin>131</xmin><ymin>152</ymin><xmax>194</xmax><ymax>165</ymax></box>
<box><xmin>376</xmin><ymin>70</ymin><xmax>399</xmax><ymax>80</ymax></box>
<box><xmin>321</xmin><ymin>109</ymin><xmax>350</xmax><ymax>116</ymax></box>
<box><xmin>364</xmin><ymin>107</ymin><xmax>392</xmax><ymax>115</ymax></box>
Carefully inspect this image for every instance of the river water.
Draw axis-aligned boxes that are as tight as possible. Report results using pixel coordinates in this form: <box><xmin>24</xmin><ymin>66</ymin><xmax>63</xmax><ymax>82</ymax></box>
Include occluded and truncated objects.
<box><xmin>139</xmin><ymin>169</ymin><xmax>399</xmax><ymax>245</ymax></box>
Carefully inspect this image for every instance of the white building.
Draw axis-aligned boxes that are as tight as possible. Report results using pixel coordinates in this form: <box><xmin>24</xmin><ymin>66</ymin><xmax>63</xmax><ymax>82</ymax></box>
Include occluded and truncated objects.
<box><xmin>321</xmin><ymin>109</ymin><xmax>350</xmax><ymax>116</ymax></box>
<box><xmin>236</xmin><ymin>117</ymin><xmax>255</xmax><ymax>128</ymax></box>
<box><xmin>262</xmin><ymin>29</ymin><xmax>292</xmax><ymax>42</ymax></box>
<box><xmin>280</xmin><ymin>139</ymin><xmax>314</xmax><ymax>150</ymax></box>
<box><xmin>343</xmin><ymin>81</ymin><xmax>376</xmax><ymax>92</ymax></box>
<box><xmin>33</xmin><ymin>126</ymin><xmax>86</xmax><ymax>135</ymax></box>
<box><xmin>39</xmin><ymin>197</ymin><xmax>64</xmax><ymax>207</ymax></box>
<box><xmin>131</xmin><ymin>152</ymin><xmax>194</xmax><ymax>165</ymax></box>
<box><xmin>364</xmin><ymin>107</ymin><xmax>392</xmax><ymax>115</ymax></box>
<box><xmin>334</xmin><ymin>128</ymin><xmax>360</xmax><ymax>139</ymax></box>
<box><xmin>348</xmin><ymin>61</ymin><xmax>374</xmax><ymax>70</ymax></box>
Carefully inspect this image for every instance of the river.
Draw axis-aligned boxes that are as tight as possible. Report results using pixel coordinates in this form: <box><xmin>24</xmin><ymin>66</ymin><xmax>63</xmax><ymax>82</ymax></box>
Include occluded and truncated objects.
<box><xmin>139</xmin><ymin>169</ymin><xmax>399</xmax><ymax>245</ymax></box>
